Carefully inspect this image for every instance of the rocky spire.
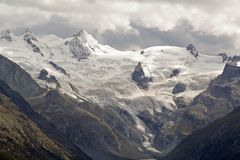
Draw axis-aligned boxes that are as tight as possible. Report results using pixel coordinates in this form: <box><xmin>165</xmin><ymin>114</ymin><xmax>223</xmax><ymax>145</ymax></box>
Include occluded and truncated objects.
<box><xmin>0</xmin><ymin>30</ymin><xmax>13</xmax><ymax>42</ymax></box>
<box><xmin>218</xmin><ymin>53</ymin><xmax>228</xmax><ymax>63</ymax></box>
<box><xmin>186</xmin><ymin>44</ymin><xmax>199</xmax><ymax>59</ymax></box>
<box><xmin>132</xmin><ymin>62</ymin><xmax>152</xmax><ymax>90</ymax></box>
<box><xmin>23</xmin><ymin>28</ymin><xmax>38</xmax><ymax>42</ymax></box>
<box><xmin>66</xmin><ymin>30</ymin><xmax>100</xmax><ymax>61</ymax></box>
<box><xmin>75</xmin><ymin>30</ymin><xmax>98</xmax><ymax>49</ymax></box>
<box><xmin>69</xmin><ymin>35</ymin><xmax>91</xmax><ymax>61</ymax></box>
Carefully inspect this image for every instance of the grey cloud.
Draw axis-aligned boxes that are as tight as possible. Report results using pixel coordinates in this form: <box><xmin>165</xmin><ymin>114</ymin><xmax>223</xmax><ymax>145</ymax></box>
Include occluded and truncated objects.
<box><xmin>0</xmin><ymin>0</ymin><xmax>239</xmax><ymax>54</ymax></box>
<box><xmin>100</xmin><ymin>21</ymin><xmax>238</xmax><ymax>54</ymax></box>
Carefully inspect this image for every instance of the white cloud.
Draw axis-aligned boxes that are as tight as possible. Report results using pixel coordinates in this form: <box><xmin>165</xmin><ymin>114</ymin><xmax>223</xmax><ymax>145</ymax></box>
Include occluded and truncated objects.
<box><xmin>0</xmin><ymin>0</ymin><xmax>240</xmax><ymax>51</ymax></box>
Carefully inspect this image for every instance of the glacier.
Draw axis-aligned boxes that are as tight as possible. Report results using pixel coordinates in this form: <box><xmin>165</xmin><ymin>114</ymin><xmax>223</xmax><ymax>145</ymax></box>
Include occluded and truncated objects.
<box><xmin>0</xmin><ymin>29</ymin><xmax>228</xmax><ymax>158</ymax></box>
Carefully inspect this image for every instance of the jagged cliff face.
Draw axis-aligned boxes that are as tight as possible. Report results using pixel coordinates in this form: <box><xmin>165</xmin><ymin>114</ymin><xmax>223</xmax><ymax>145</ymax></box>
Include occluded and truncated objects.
<box><xmin>161</xmin><ymin>106</ymin><xmax>240</xmax><ymax>160</ymax></box>
<box><xmin>182</xmin><ymin>59</ymin><xmax>240</xmax><ymax>130</ymax></box>
<box><xmin>155</xmin><ymin>57</ymin><xmax>240</xmax><ymax>160</ymax></box>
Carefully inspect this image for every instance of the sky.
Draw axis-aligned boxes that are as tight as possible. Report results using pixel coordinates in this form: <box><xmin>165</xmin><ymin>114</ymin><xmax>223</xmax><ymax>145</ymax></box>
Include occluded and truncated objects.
<box><xmin>0</xmin><ymin>0</ymin><xmax>240</xmax><ymax>54</ymax></box>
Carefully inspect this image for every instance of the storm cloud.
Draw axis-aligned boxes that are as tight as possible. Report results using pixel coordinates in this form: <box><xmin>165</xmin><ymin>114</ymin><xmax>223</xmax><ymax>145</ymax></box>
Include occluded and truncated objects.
<box><xmin>0</xmin><ymin>0</ymin><xmax>239</xmax><ymax>54</ymax></box>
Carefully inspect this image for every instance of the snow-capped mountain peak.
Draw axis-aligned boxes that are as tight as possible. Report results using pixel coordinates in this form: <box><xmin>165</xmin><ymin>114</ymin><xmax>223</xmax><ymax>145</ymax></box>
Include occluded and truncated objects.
<box><xmin>73</xmin><ymin>30</ymin><xmax>99</xmax><ymax>50</ymax></box>
<box><xmin>23</xmin><ymin>28</ymin><xmax>38</xmax><ymax>42</ymax></box>
<box><xmin>64</xmin><ymin>30</ymin><xmax>100</xmax><ymax>60</ymax></box>
<box><xmin>68</xmin><ymin>35</ymin><xmax>92</xmax><ymax>60</ymax></box>
<box><xmin>0</xmin><ymin>29</ymin><xmax>14</xmax><ymax>42</ymax></box>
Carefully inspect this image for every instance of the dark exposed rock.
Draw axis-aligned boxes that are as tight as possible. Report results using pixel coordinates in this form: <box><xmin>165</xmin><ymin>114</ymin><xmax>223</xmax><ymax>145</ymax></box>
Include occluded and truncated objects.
<box><xmin>68</xmin><ymin>83</ymin><xmax>79</xmax><ymax>93</ymax></box>
<box><xmin>23</xmin><ymin>29</ymin><xmax>43</xmax><ymax>56</ymax></box>
<box><xmin>228</xmin><ymin>56</ymin><xmax>233</xmax><ymax>61</ymax></box>
<box><xmin>231</xmin><ymin>55</ymin><xmax>240</xmax><ymax>63</ymax></box>
<box><xmin>132</xmin><ymin>62</ymin><xmax>152</xmax><ymax>90</ymax></box>
<box><xmin>170</xmin><ymin>69</ymin><xmax>180</xmax><ymax>78</ymax></box>
<box><xmin>0</xmin><ymin>55</ymin><xmax>44</xmax><ymax>98</ymax></box>
<box><xmin>32</xmin><ymin>44</ymin><xmax>41</xmax><ymax>53</ymax></box>
<box><xmin>23</xmin><ymin>28</ymin><xmax>38</xmax><ymax>42</ymax></box>
<box><xmin>0</xmin><ymin>30</ymin><xmax>12</xmax><ymax>42</ymax></box>
<box><xmin>221</xmin><ymin>62</ymin><xmax>240</xmax><ymax>79</ymax></box>
<box><xmin>161</xmin><ymin>107</ymin><xmax>240</xmax><ymax>160</ymax></box>
<box><xmin>49</xmin><ymin>61</ymin><xmax>67</xmax><ymax>75</ymax></box>
<box><xmin>38</xmin><ymin>69</ymin><xmax>60</xmax><ymax>87</ymax></box>
<box><xmin>69</xmin><ymin>36</ymin><xmax>91</xmax><ymax>61</ymax></box>
<box><xmin>172</xmin><ymin>83</ymin><xmax>186</xmax><ymax>94</ymax></box>
<box><xmin>137</xmin><ymin>111</ymin><xmax>162</xmax><ymax>133</ymax></box>
<box><xmin>140</xmin><ymin>51</ymin><xmax>145</xmax><ymax>55</ymax></box>
<box><xmin>174</xmin><ymin>97</ymin><xmax>188</xmax><ymax>108</ymax></box>
<box><xmin>26</xmin><ymin>39</ymin><xmax>42</xmax><ymax>55</ymax></box>
<box><xmin>64</xmin><ymin>41</ymin><xmax>69</xmax><ymax>45</ymax></box>
<box><xmin>185</xmin><ymin>104</ymin><xmax>207</xmax><ymax>123</ymax></box>
<box><xmin>118</xmin><ymin>109</ymin><xmax>136</xmax><ymax>125</ymax></box>
<box><xmin>49</xmin><ymin>76</ymin><xmax>60</xmax><ymax>86</ymax></box>
<box><xmin>186</xmin><ymin>44</ymin><xmax>198</xmax><ymax>59</ymax></box>
<box><xmin>218</xmin><ymin>53</ymin><xmax>228</xmax><ymax>63</ymax></box>
<box><xmin>38</xmin><ymin>69</ymin><xmax>48</xmax><ymax>80</ymax></box>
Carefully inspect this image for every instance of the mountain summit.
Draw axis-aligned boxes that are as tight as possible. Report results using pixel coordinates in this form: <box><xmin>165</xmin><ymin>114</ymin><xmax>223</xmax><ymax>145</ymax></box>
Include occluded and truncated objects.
<box><xmin>65</xmin><ymin>30</ymin><xmax>99</xmax><ymax>60</ymax></box>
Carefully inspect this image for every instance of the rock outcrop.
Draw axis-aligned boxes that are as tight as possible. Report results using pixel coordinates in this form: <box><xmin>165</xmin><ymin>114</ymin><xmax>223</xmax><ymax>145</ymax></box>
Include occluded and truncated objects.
<box><xmin>170</xmin><ymin>69</ymin><xmax>180</xmax><ymax>77</ymax></box>
<box><xmin>23</xmin><ymin>28</ymin><xmax>43</xmax><ymax>56</ymax></box>
<box><xmin>38</xmin><ymin>69</ymin><xmax>60</xmax><ymax>87</ymax></box>
<box><xmin>69</xmin><ymin>36</ymin><xmax>91</xmax><ymax>61</ymax></box>
<box><xmin>66</xmin><ymin>30</ymin><xmax>99</xmax><ymax>61</ymax></box>
<box><xmin>49</xmin><ymin>61</ymin><xmax>67</xmax><ymax>75</ymax></box>
<box><xmin>218</xmin><ymin>53</ymin><xmax>228</xmax><ymax>63</ymax></box>
<box><xmin>186</xmin><ymin>44</ymin><xmax>198</xmax><ymax>59</ymax></box>
<box><xmin>132</xmin><ymin>62</ymin><xmax>152</xmax><ymax>90</ymax></box>
<box><xmin>0</xmin><ymin>30</ymin><xmax>12</xmax><ymax>42</ymax></box>
<box><xmin>172</xmin><ymin>83</ymin><xmax>186</xmax><ymax>94</ymax></box>
<box><xmin>221</xmin><ymin>62</ymin><xmax>240</xmax><ymax>79</ymax></box>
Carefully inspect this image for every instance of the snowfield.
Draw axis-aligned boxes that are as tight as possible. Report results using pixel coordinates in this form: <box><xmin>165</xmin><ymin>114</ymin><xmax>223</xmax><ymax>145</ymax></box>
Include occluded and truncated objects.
<box><xmin>0</xmin><ymin>31</ymin><xmax>225</xmax><ymax>109</ymax></box>
<box><xmin>0</xmin><ymin>30</ymin><xmax>226</xmax><ymax>153</ymax></box>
